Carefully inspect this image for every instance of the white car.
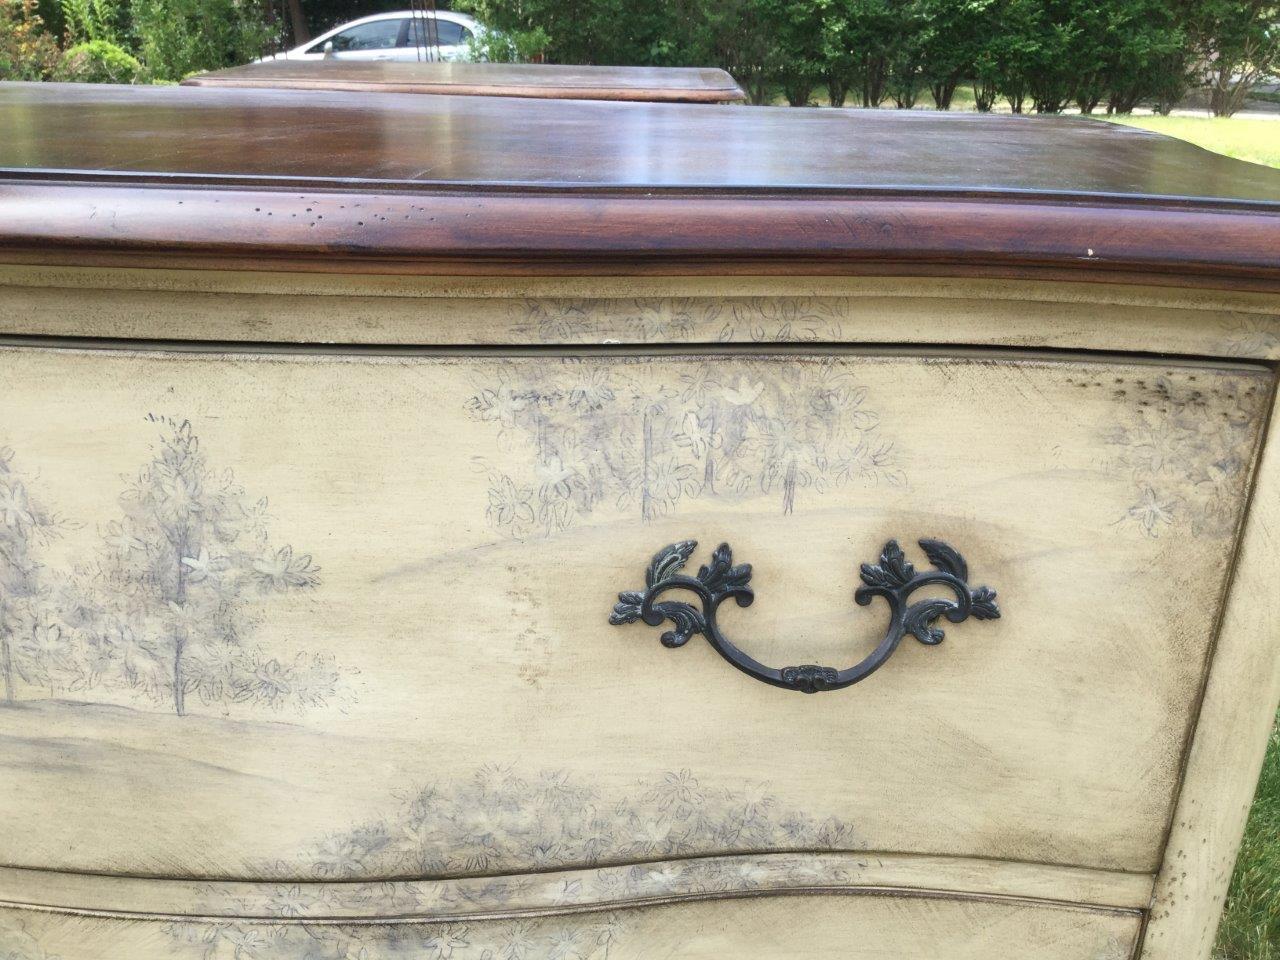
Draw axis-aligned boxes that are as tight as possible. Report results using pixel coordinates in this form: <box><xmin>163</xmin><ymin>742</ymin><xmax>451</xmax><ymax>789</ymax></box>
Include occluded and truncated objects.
<box><xmin>267</xmin><ymin>11</ymin><xmax>484</xmax><ymax>62</ymax></box>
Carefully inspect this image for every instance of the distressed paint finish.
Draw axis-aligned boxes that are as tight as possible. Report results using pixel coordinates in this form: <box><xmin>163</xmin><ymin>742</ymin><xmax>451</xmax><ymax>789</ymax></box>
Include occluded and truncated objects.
<box><xmin>0</xmin><ymin>895</ymin><xmax>1142</xmax><ymax>960</ymax></box>
<box><xmin>3</xmin><ymin>269</ymin><xmax>1280</xmax><ymax>358</ymax></box>
<box><xmin>0</xmin><ymin>265</ymin><xmax>1276</xmax><ymax>959</ymax></box>
<box><xmin>3</xmin><ymin>852</ymin><xmax>1157</xmax><ymax>917</ymax></box>
<box><xmin>0</xmin><ymin>344</ymin><xmax>1267</xmax><ymax>894</ymax></box>
<box><xmin>1142</xmin><ymin>386</ymin><xmax>1280</xmax><ymax>958</ymax></box>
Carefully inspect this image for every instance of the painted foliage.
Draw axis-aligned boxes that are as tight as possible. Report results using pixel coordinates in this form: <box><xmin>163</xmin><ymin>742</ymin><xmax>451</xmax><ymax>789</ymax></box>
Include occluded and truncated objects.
<box><xmin>510</xmin><ymin>296</ymin><xmax>850</xmax><ymax>344</ymax></box>
<box><xmin>1100</xmin><ymin>372</ymin><xmax>1264</xmax><ymax>539</ymax></box>
<box><xmin>0</xmin><ymin>417</ymin><xmax>353</xmax><ymax>716</ymax></box>
<box><xmin>0</xmin><ymin>446</ymin><xmax>74</xmax><ymax>705</ymax></box>
<box><xmin>156</xmin><ymin>766</ymin><xmax>861</xmax><ymax>959</ymax></box>
<box><xmin>467</xmin><ymin>358</ymin><xmax>905</xmax><ymax>538</ymax></box>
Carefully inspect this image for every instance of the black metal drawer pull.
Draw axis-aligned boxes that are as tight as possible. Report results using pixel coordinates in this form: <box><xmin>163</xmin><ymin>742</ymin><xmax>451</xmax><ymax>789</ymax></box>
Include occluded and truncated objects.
<box><xmin>609</xmin><ymin>538</ymin><xmax>1000</xmax><ymax>694</ymax></box>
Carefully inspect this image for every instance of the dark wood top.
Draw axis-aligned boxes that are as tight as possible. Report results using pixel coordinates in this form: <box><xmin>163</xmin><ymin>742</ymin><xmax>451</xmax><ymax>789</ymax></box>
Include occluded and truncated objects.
<box><xmin>181</xmin><ymin>61</ymin><xmax>747</xmax><ymax>103</ymax></box>
<box><xmin>1</xmin><ymin>82</ymin><xmax>1278</xmax><ymax>281</ymax></box>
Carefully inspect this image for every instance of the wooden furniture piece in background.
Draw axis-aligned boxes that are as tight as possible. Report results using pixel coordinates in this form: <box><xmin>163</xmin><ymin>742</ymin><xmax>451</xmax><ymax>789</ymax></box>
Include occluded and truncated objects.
<box><xmin>181</xmin><ymin>60</ymin><xmax>748</xmax><ymax>103</ymax></box>
<box><xmin>0</xmin><ymin>80</ymin><xmax>1279</xmax><ymax>960</ymax></box>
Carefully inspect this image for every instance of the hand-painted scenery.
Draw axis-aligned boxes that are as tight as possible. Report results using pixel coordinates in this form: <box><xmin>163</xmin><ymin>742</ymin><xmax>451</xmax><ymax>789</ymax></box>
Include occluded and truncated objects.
<box><xmin>467</xmin><ymin>358</ymin><xmax>906</xmax><ymax>538</ymax></box>
<box><xmin>150</xmin><ymin>765</ymin><xmax>861</xmax><ymax>960</ymax></box>
<box><xmin>296</xmin><ymin>765</ymin><xmax>860</xmax><ymax>880</ymax></box>
<box><xmin>164</xmin><ymin>911</ymin><xmax>629</xmax><ymax>960</ymax></box>
<box><xmin>0</xmin><ymin>445</ymin><xmax>76</xmax><ymax>706</ymax></box>
<box><xmin>1099</xmin><ymin>372</ymin><xmax>1263</xmax><ymax>538</ymax></box>
<box><xmin>0</xmin><ymin>417</ymin><xmax>353</xmax><ymax>717</ymax></box>
<box><xmin>510</xmin><ymin>296</ymin><xmax>850</xmax><ymax>344</ymax></box>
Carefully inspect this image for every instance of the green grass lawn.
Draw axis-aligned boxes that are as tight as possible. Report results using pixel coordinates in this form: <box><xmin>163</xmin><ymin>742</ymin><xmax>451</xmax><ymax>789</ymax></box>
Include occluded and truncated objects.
<box><xmin>1104</xmin><ymin>115</ymin><xmax>1280</xmax><ymax>169</ymax></box>
<box><xmin>1218</xmin><ymin>719</ymin><xmax>1280</xmax><ymax>959</ymax></box>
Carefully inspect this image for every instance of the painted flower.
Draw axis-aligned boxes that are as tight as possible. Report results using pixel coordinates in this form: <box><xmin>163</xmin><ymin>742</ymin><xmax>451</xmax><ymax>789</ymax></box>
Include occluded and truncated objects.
<box><xmin>424</xmin><ymin>928</ymin><xmax>470</xmax><ymax>959</ymax></box>
<box><xmin>1124</xmin><ymin>487</ymin><xmax>1180</xmax><ymax>537</ymax></box>
<box><xmin>181</xmin><ymin>545</ymin><xmax>228</xmax><ymax>584</ymax></box>
<box><xmin>104</xmin><ymin>520</ymin><xmax>147</xmax><ymax>557</ymax></box>
<box><xmin>0</xmin><ymin>481</ymin><xmax>32</xmax><ymax>529</ymax></box>
<box><xmin>252</xmin><ymin>545</ymin><xmax>320</xmax><ymax>591</ymax></box>
<box><xmin>675</xmin><ymin>412</ymin><xmax>722</xmax><ymax>460</ymax></box>
<box><xmin>267</xmin><ymin>884</ymin><xmax>320</xmax><ymax>918</ymax></box>
<box><xmin>545</xmin><ymin>927</ymin><xmax>584</xmax><ymax>960</ymax></box>
<box><xmin>567</xmin><ymin>369</ymin><xmax>616</xmax><ymax>411</ymax></box>
<box><xmin>487</xmin><ymin>476</ymin><xmax>535</xmax><ymax>530</ymax></box>
<box><xmin>250</xmin><ymin>657</ymin><xmax>293</xmax><ymax>706</ymax></box>
<box><xmin>534</xmin><ymin>456</ymin><xmax>576</xmax><ymax>501</ymax></box>
<box><xmin>165</xmin><ymin>600</ymin><xmax>205</xmax><ymax>635</ymax></box>
<box><xmin>156</xmin><ymin>466</ymin><xmax>203</xmax><ymax>513</ymax></box>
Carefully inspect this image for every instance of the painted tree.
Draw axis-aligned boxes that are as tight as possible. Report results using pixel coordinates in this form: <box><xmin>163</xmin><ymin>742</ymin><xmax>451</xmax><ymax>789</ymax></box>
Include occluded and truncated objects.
<box><xmin>0</xmin><ymin>445</ymin><xmax>69</xmax><ymax>705</ymax></box>
<box><xmin>468</xmin><ymin>358</ymin><xmax>904</xmax><ymax>537</ymax></box>
<box><xmin>92</xmin><ymin>416</ymin><xmax>323</xmax><ymax>716</ymax></box>
<box><xmin>714</xmin><ymin>360</ymin><xmax>896</xmax><ymax>515</ymax></box>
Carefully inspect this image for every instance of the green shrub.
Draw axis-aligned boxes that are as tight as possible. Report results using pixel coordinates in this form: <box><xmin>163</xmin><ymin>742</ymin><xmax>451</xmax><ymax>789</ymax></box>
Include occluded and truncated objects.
<box><xmin>0</xmin><ymin>0</ymin><xmax>61</xmax><ymax>81</ymax></box>
<box><xmin>466</xmin><ymin>25</ymin><xmax>551</xmax><ymax>63</ymax></box>
<box><xmin>55</xmin><ymin>39</ymin><xmax>143</xmax><ymax>83</ymax></box>
<box><xmin>131</xmin><ymin>0</ymin><xmax>275</xmax><ymax>83</ymax></box>
<box><xmin>58</xmin><ymin>0</ymin><xmax>121</xmax><ymax>44</ymax></box>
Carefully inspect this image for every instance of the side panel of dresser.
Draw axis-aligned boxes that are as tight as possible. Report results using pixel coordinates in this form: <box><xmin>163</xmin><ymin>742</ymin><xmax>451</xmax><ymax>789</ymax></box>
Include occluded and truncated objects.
<box><xmin>1141</xmin><ymin>387</ymin><xmax>1280</xmax><ymax>959</ymax></box>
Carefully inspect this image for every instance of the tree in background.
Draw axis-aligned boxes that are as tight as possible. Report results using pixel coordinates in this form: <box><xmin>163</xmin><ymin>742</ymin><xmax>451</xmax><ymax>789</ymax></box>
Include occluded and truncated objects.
<box><xmin>0</xmin><ymin>0</ymin><xmax>60</xmax><ymax>80</ymax></box>
<box><xmin>821</xmin><ymin>0</ymin><xmax>897</xmax><ymax>107</ymax></box>
<box><xmin>1027</xmin><ymin>0</ymin><xmax>1079</xmax><ymax>113</ymax></box>
<box><xmin>985</xmin><ymin>0</ymin><xmax>1043</xmax><ymax>112</ymax></box>
<box><xmin>55</xmin><ymin>0</ymin><xmax>144</xmax><ymax>83</ymax></box>
<box><xmin>1185</xmin><ymin>0</ymin><xmax>1280</xmax><ymax>116</ymax></box>
<box><xmin>884</xmin><ymin>0</ymin><xmax>929</xmax><ymax>108</ymax></box>
<box><xmin>455</xmin><ymin>0</ymin><xmax>664</xmax><ymax>66</ymax></box>
<box><xmin>58</xmin><ymin>0</ymin><xmax>121</xmax><ymax>42</ymax></box>
<box><xmin>918</xmin><ymin>0</ymin><xmax>994</xmax><ymax>109</ymax></box>
<box><xmin>130</xmin><ymin>0</ymin><xmax>275</xmax><ymax>82</ymax></box>
<box><xmin>773</xmin><ymin>0</ymin><xmax>826</xmax><ymax>105</ymax></box>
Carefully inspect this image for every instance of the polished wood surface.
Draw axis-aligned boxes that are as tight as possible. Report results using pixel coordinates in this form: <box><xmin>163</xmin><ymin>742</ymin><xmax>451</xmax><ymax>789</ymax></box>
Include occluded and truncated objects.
<box><xmin>3</xmin><ymin>182</ymin><xmax>1278</xmax><ymax>281</ymax></box>
<box><xmin>2</xmin><ymin>82</ymin><xmax>1276</xmax><ymax>200</ymax></box>
<box><xmin>182</xmin><ymin>60</ymin><xmax>748</xmax><ymax>102</ymax></box>
<box><xmin>1</xmin><ymin>82</ymin><xmax>1278</xmax><ymax>279</ymax></box>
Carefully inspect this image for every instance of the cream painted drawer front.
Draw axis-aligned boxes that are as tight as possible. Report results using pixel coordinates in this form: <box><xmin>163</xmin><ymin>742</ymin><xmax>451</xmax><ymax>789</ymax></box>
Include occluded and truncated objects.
<box><xmin>0</xmin><ymin>891</ymin><xmax>1141</xmax><ymax>960</ymax></box>
<box><xmin>0</xmin><ymin>344</ymin><xmax>1266</xmax><ymax>879</ymax></box>
<box><xmin>0</xmin><ymin>341</ymin><xmax>1269</xmax><ymax>960</ymax></box>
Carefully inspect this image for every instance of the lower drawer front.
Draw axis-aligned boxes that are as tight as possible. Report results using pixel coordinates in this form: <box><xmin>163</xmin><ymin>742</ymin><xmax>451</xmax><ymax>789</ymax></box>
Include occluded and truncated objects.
<box><xmin>0</xmin><ymin>895</ymin><xmax>1140</xmax><ymax>960</ymax></box>
<box><xmin>0</xmin><ymin>345</ymin><xmax>1267</xmax><ymax>892</ymax></box>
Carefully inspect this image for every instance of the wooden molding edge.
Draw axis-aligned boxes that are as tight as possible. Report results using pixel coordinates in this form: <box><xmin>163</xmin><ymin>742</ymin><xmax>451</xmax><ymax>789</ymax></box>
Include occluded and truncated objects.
<box><xmin>2</xmin><ymin>184</ymin><xmax>1278</xmax><ymax>283</ymax></box>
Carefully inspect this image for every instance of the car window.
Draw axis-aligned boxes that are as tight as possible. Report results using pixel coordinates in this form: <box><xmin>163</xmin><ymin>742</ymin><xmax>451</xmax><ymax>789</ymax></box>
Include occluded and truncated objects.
<box><xmin>312</xmin><ymin>19</ymin><xmax>403</xmax><ymax>53</ymax></box>
<box><xmin>403</xmin><ymin>17</ymin><xmax>470</xmax><ymax>47</ymax></box>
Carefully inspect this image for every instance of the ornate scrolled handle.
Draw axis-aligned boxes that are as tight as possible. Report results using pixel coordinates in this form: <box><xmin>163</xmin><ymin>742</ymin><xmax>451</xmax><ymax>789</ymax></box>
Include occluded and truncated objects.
<box><xmin>609</xmin><ymin>538</ymin><xmax>1000</xmax><ymax>694</ymax></box>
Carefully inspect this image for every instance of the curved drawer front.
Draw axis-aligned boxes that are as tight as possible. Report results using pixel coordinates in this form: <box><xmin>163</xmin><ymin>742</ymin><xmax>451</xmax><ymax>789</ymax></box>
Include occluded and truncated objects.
<box><xmin>0</xmin><ymin>345</ymin><xmax>1267</xmax><ymax>895</ymax></box>
<box><xmin>0</xmin><ymin>891</ymin><xmax>1141</xmax><ymax>960</ymax></box>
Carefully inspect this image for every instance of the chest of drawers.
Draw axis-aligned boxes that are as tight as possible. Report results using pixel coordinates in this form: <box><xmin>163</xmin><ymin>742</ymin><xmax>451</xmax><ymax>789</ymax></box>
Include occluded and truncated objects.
<box><xmin>1</xmin><ymin>82</ymin><xmax>1280</xmax><ymax>960</ymax></box>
